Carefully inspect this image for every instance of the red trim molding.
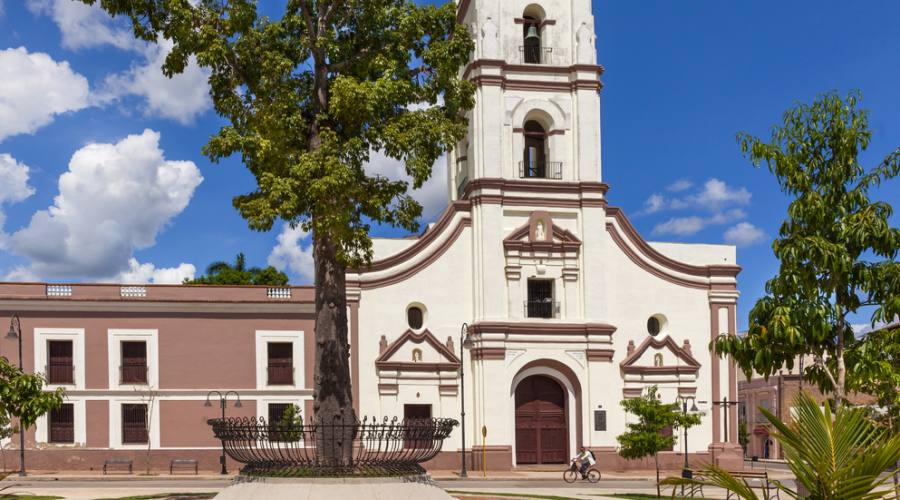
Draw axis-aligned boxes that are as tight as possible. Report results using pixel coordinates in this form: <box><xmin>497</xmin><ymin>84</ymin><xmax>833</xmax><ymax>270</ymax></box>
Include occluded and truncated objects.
<box><xmin>464</xmin><ymin>60</ymin><xmax>605</xmax><ymax>79</ymax></box>
<box><xmin>468</xmin><ymin>321</ymin><xmax>616</xmax><ymax>337</ymax></box>
<box><xmin>586</xmin><ymin>349</ymin><xmax>615</xmax><ymax>361</ymax></box>
<box><xmin>620</xmin><ymin>336</ymin><xmax>701</xmax><ymax>376</ymax></box>
<box><xmin>605</xmin><ymin>207</ymin><xmax>741</xmax><ymax>290</ymax></box>
<box><xmin>375</xmin><ymin>329</ymin><xmax>461</xmax><ymax>373</ymax></box>
<box><xmin>471</xmin><ymin>347</ymin><xmax>506</xmax><ymax>361</ymax></box>
<box><xmin>464</xmin><ymin>178</ymin><xmax>609</xmax><ymax>197</ymax></box>
<box><xmin>471</xmin><ymin>75</ymin><xmax>602</xmax><ymax>93</ymax></box>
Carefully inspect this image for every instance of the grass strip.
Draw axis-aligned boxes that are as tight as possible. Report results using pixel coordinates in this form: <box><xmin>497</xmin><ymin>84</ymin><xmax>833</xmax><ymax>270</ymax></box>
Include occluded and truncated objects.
<box><xmin>0</xmin><ymin>495</ymin><xmax>65</xmax><ymax>500</ymax></box>
<box><xmin>92</xmin><ymin>493</ymin><xmax>217</xmax><ymax>500</ymax></box>
<box><xmin>446</xmin><ymin>491</ymin><xmax>582</xmax><ymax>500</ymax></box>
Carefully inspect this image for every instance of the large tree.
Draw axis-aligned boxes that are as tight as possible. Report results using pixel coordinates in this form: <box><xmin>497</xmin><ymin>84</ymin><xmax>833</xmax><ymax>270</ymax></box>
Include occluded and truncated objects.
<box><xmin>82</xmin><ymin>0</ymin><xmax>474</xmax><ymax>462</ymax></box>
<box><xmin>714</xmin><ymin>91</ymin><xmax>900</xmax><ymax>401</ymax></box>
<box><xmin>184</xmin><ymin>252</ymin><xmax>289</xmax><ymax>285</ymax></box>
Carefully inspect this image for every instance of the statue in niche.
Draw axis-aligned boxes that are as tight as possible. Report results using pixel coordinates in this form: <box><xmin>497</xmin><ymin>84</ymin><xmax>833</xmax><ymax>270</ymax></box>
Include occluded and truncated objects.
<box><xmin>535</xmin><ymin>221</ymin><xmax>546</xmax><ymax>241</ymax></box>
<box><xmin>481</xmin><ymin>17</ymin><xmax>498</xmax><ymax>59</ymax></box>
<box><xmin>412</xmin><ymin>348</ymin><xmax>423</xmax><ymax>363</ymax></box>
<box><xmin>653</xmin><ymin>353</ymin><xmax>664</xmax><ymax>367</ymax></box>
<box><xmin>576</xmin><ymin>23</ymin><xmax>595</xmax><ymax>64</ymax></box>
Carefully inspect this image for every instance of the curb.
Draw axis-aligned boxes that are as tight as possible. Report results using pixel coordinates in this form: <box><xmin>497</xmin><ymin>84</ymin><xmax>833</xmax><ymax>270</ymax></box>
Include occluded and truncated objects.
<box><xmin>0</xmin><ymin>475</ymin><xmax>234</xmax><ymax>482</ymax></box>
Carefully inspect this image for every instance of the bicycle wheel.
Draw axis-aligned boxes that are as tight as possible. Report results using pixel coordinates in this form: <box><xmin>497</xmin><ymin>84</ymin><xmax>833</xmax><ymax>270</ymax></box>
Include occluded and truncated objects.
<box><xmin>586</xmin><ymin>468</ymin><xmax>601</xmax><ymax>483</ymax></box>
<box><xmin>563</xmin><ymin>468</ymin><xmax>578</xmax><ymax>483</ymax></box>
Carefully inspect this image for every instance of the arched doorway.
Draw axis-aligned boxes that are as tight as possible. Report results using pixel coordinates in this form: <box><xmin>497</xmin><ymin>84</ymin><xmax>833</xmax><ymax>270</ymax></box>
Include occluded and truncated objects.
<box><xmin>514</xmin><ymin>374</ymin><xmax>567</xmax><ymax>464</ymax></box>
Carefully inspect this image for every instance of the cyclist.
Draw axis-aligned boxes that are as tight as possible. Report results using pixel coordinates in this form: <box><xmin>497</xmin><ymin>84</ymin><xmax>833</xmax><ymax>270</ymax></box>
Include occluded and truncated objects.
<box><xmin>571</xmin><ymin>446</ymin><xmax>596</xmax><ymax>479</ymax></box>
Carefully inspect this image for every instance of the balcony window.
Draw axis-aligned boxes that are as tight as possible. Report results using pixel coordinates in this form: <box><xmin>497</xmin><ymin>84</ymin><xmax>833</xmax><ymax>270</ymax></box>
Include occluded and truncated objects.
<box><xmin>47</xmin><ymin>340</ymin><xmax>74</xmax><ymax>385</ymax></box>
<box><xmin>122</xmin><ymin>404</ymin><xmax>148</xmax><ymax>444</ymax></box>
<box><xmin>267</xmin><ymin>342</ymin><xmax>294</xmax><ymax>385</ymax></box>
<box><xmin>525</xmin><ymin>279</ymin><xmax>557</xmax><ymax>318</ymax></box>
<box><xmin>48</xmin><ymin>403</ymin><xmax>74</xmax><ymax>443</ymax></box>
<box><xmin>120</xmin><ymin>341</ymin><xmax>148</xmax><ymax>384</ymax></box>
<box><xmin>520</xmin><ymin>121</ymin><xmax>562</xmax><ymax>180</ymax></box>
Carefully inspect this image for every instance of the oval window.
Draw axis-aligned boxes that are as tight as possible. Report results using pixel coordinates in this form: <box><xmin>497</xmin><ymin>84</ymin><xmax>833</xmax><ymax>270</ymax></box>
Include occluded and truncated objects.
<box><xmin>647</xmin><ymin>317</ymin><xmax>661</xmax><ymax>336</ymax></box>
<box><xmin>407</xmin><ymin>306</ymin><xmax>424</xmax><ymax>330</ymax></box>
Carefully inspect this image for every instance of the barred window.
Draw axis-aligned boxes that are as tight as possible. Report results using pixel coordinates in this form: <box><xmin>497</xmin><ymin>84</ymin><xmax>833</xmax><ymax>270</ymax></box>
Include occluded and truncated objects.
<box><xmin>48</xmin><ymin>403</ymin><xmax>74</xmax><ymax>443</ymax></box>
<box><xmin>122</xmin><ymin>404</ymin><xmax>148</xmax><ymax>444</ymax></box>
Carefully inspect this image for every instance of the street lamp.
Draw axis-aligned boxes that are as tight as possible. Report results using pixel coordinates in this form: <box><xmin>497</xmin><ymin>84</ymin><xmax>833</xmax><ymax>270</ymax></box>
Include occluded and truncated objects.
<box><xmin>6</xmin><ymin>314</ymin><xmax>25</xmax><ymax>477</ymax></box>
<box><xmin>675</xmin><ymin>395</ymin><xmax>699</xmax><ymax>471</ymax></box>
<box><xmin>459</xmin><ymin>322</ymin><xmax>474</xmax><ymax>478</ymax></box>
<box><xmin>205</xmin><ymin>390</ymin><xmax>242</xmax><ymax>474</ymax></box>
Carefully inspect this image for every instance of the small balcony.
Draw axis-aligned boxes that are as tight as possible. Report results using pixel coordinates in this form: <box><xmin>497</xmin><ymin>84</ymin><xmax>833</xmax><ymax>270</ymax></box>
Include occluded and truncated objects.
<box><xmin>49</xmin><ymin>424</ymin><xmax>74</xmax><ymax>443</ymax></box>
<box><xmin>519</xmin><ymin>161</ymin><xmax>562</xmax><ymax>180</ymax></box>
<box><xmin>519</xmin><ymin>46</ymin><xmax>553</xmax><ymax>64</ymax></box>
<box><xmin>267</xmin><ymin>365</ymin><xmax>295</xmax><ymax>385</ymax></box>
<box><xmin>524</xmin><ymin>300</ymin><xmax>560</xmax><ymax>319</ymax></box>
<box><xmin>122</xmin><ymin>425</ymin><xmax>149</xmax><ymax>444</ymax></box>
<box><xmin>120</xmin><ymin>364</ymin><xmax>149</xmax><ymax>384</ymax></box>
<box><xmin>46</xmin><ymin>362</ymin><xmax>75</xmax><ymax>385</ymax></box>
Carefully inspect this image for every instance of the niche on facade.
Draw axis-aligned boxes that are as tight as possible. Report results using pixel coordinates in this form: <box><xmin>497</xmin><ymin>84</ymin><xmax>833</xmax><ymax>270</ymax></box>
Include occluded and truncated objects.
<box><xmin>620</xmin><ymin>336</ymin><xmax>700</xmax><ymax>386</ymax></box>
<box><xmin>375</xmin><ymin>329</ymin><xmax>461</xmax><ymax>396</ymax></box>
<box><xmin>503</xmin><ymin>211</ymin><xmax>581</xmax><ymax>281</ymax></box>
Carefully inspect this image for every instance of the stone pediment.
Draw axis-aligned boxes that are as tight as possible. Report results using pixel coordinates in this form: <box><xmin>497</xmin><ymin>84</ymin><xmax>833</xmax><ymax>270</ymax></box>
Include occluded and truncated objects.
<box><xmin>503</xmin><ymin>211</ymin><xmax>581</xmax><ymax>254</ymax></box>
<box><xmin>620</xmin><ymin>336</ymin><xmax>700</xmax><ymax>376</ymax></box>
<box><xmin>375</xmin><ymin>329</ymin><xmax>460</xmax><ymax>372</ymax></box>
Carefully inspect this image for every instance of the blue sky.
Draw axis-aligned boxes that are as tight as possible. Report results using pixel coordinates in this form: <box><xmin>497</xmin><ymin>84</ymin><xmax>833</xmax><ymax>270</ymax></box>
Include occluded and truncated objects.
<box><xmin>0</xmin><ymin>1</ymin><xmax>897</xmax><ymax>330</ymax></box>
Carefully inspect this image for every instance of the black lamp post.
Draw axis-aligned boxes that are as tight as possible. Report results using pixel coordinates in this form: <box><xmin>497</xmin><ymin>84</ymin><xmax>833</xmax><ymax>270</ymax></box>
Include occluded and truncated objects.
<box><xmin>459</xmin><ymin>322</ymin><xmax>474</xmax><ymax>478</ymax></box>
<box><xmin>6</xmin><ymin>314</ymin><xmax>25</xmax><ymax>477</ymax></box>
<box><xmin>675</xmin><ymin>395</ymin><xmax>699</xmax><ymax>471</ymax></box>
<box><xmin>205</xmin><ymin>390</ymin><xmax>241</xmax><ymax>474</ymax></box>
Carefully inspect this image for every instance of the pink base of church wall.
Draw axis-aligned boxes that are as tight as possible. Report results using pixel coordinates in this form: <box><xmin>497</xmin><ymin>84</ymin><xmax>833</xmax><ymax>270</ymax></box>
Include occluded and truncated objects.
<box><xmin>12</xmin><ymin>447</ymin><xmax>732</xmax><ymax>473</ymax></box>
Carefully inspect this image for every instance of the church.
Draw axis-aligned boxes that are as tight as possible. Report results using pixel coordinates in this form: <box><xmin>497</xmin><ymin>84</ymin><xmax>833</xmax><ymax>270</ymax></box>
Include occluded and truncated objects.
<box><xmin>0</xmin><ymin>0</ymin><xmax>742</xmax><ymax>473</ymax></box>
<box><xmin>348</xmin><ymin>0</ymin><xmax>743</xmax><ymax>469</ymax></box>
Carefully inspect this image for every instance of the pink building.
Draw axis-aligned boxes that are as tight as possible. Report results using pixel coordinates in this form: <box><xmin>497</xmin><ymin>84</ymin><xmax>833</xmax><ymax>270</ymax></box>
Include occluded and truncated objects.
<box><xmin>0</xmin><ymin>282</ymin><xmax>341</xmax><ymax>472</ymax></box>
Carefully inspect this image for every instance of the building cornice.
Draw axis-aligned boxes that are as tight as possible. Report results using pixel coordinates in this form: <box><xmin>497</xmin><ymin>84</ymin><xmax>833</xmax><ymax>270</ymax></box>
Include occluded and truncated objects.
<box><xmin>0</xmin><ymin>299</ymin><xmax>316</xmax><ymax>315</ymax></box>
<box><xmin>467</xmin><ymin>321</ymin><xmax>616</xmax><ymax>337</ymax></box>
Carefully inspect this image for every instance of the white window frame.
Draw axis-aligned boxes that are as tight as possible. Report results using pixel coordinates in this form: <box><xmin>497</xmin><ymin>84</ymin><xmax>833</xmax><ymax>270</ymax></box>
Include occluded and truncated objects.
<box><xmin>34</xmin><ymin>328</ymin><xmax>85</xmax><ymax>390</ymax></box>
<box><xmin>255</xmin><ymin>330</ymin><xmax>304</xmax><ymax>390</ymax></box>
<box><xmin>35</xmin><ymin>398</ymin><xmax>86</xmax><ymax>447</ymax></box>
<box><xmin>109</xmin><ymin>398</ymin><xmax>161</xmax><ymax>450</ymax></box>
<box><xmin>107</xmin><ymin>329</ymin><xmax>159</xmax><ymax>390</ymax></box>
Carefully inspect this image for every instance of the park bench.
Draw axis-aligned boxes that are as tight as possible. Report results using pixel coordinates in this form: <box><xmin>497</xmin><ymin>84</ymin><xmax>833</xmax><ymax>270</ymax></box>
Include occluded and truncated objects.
<box><xmin>690</xmin><ymin>470</ymin><xmax>779</xmax><ymax>500</ymax></box>
<box><xmin>102</xmin><ymin>458</ymin><xmax>133</xmax><ymax>475</ymax></box>
<box><xmin>169</xmin><ymin>458</ymin><xmax>199</xmax><ymax>475</ymax></box>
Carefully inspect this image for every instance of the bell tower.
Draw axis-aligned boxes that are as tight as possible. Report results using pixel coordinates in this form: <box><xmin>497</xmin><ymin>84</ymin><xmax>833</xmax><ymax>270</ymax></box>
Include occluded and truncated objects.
<box><xmin>448</xmin><ymin>0</ymin><xmax>604</xmax><ymax>200</ymax></box>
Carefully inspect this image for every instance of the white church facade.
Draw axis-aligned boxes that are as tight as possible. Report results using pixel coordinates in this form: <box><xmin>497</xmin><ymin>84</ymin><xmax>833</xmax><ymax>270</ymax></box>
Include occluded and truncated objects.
<box><xmin>348</xmin><ymin>0</ymin><xmax>743</xmax><ymax>469</ymax></box>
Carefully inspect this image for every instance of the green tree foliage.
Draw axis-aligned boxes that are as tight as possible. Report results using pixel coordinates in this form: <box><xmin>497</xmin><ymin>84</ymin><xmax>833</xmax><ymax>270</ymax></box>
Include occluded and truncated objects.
<box><xmin>0</xmin><ymin>357</ymin><xmax>64</xmax><ymax>454</ymax></box>
<box><xmin>737</xmin><ymin>421</ymin><xmax>749</xmax><ymax>456</ymax></box>
<box><xmin>81</xmin><ymin>0</ymin><xmax>474</xmax><ymax>462</ymax></box>
<box><xmin>274</xmin><ymin>404</ymin><xmax>304</xmax><ymax>442</ymax></box>
<box><xmin>847</xmin><ymin>324</ymin><xmax>900</xmax><ymax>432</ymax></box>
<box><xmin>184</xmin><ymin>252</ymin><xmax>289</xmax><ymax>285</ymax></box>
<box><xmin>714</xmin><ymin>91</ymin><xmax>900</xmax><ymax>401</ymax></box>
<box><xmin>662</xmin><ymin>392</ymin><xmax>900</xmax><ymax>499</ymax></box>
<box><xmin>617</xmin><ymin>386</ymin><xmax>702</xmax><ymax>497</ymax></box>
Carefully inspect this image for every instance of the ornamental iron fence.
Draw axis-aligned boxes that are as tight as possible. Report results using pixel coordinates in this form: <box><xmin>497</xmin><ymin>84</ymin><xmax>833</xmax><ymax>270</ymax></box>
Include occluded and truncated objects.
<box><xmin>208</xmin><ymin>415</ymin><xmax>457</xmax><ymax>477</ymax></box>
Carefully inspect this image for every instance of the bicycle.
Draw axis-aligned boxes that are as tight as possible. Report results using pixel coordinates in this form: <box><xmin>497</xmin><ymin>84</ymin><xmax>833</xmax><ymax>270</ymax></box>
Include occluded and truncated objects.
<box><xmin>563</xmin><ymin>459</ymin><xmax>601</xmax><ymax>483</ymax></box>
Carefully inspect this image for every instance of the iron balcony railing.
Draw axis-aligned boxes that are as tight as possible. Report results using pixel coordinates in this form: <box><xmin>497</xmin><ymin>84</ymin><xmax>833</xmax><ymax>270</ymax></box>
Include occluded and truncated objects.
<box><xmin>524</xmin><ymin>299</ymin><xmax>560</xmax><ymax>319</ymax></box>
<box><xmin>120</xmin><ymin>364</ymin><xmax>149</xmax><ymax>384</ymax></box>
<box><xmin>267</xmin><ymin>365</ymin><xmax>295</xmax><ymax>385</ymax></box>
<box><xmin>49</xmin><ymin>424</ymin><xmax>74</xmax><ymax>443</ymax></box>
<box><xmin>519</xmin><ymin>161</ymin><xmax>562</xmax><ymax>180</ymax></box>
<box><xmin>519</xmin><ymin>45</ymin><xmax>553</xmax><ymax>64</ymax></box>
<box><xmin>46</xmin><ymin>362</ymin><xmax>75</xmax><ymax>385</ymax></box>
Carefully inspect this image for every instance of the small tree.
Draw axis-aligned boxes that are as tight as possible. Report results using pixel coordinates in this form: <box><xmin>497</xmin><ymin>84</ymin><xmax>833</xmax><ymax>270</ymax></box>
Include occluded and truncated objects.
<box><xmin>184</xmin><ymin>252</ymin><xmax>289</xmax><ymax>285</ymax></box>
<box><xmin>0</xmin><ymin>357</ymin><xmax>64</xmax><ymax>474</ymax></box>
<box><xmin>134</xmin><ymin>385</ymin><xmax>159</xmax><ymax>475</ymax></box>
<box><xmin>275</xmin><ymin>404</ymin><xmax>305</xmax><ymax>442</ymax></box>
<box><xmin>715</xmin><ymin>91</ymin><xmax>900</xmax><ymax>401</ymax></box>
<box><xmin>737</xmin><ymin>421</ymin><xmax>750</xmax><ymax>457</ymax></box>
<box><xmin>617</xmin><ymin>386</ymin><xmax>702</xmax><ymax>497</ymax></box>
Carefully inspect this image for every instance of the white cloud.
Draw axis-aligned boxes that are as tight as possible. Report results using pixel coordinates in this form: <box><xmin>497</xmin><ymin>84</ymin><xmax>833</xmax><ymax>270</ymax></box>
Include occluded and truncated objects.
<box><xmin>640</xmin><ymin>193</ymin><xmax>665</xmax><ymax>215</ymax></box>
<box><xmin>3</xmin><ymin>266</ymin><xmax>39</xmax><ymax>282</ymax></box>
<box><xmin>268</xmin><ymin>224</ymin><xmax>314</xmax><ymax>284</ymax></box>
<box><xmin>652</xmin><ymin>209</ymin><xmax>746</xmax><ymax>237</ymax></box>
<box><xmin>693</xmin><ymin>178</ymin><xmax>751</xmax><ymax>210</ymax></box>
<box><xmin>116</xmin><ymin>258</ymin><xmax>196</xmax><ymax>284</ymax></box>
<box><xmin>0</xmin><ymin>47</ymin><xmax>90</xmax><ymax>142</ymax></box>
<box><xmin>666</xmin><ymin>179</ymin><xmax>693</xmax><ymax>192</ymax></box>
<box><xmin>723</xmin><ymin>222</ymin><xmax>766</xmax><ymax>247</ymax></box>
<box><xmin>8</xmin><ymin>129</ymin><xmax>203</xmax><ymax>280</ymax></box>
<box><xmin>26</xmin><ymin>0</ymin><xmax>137</xmax><ymax>51</ymax></box>
<box><xmin>99</xmin><ymin>38</ymin><xmax>211</xmax><ymax>125</ymax></box>
<box><xmin>0</xmin><ymin>154</ymin><xmax>36</xmax><ymax>247</ymax></box>
<box><xmin>363</xmin><ymin>150</ymin><xmax>449</xmax><ymax>222</ymax></box>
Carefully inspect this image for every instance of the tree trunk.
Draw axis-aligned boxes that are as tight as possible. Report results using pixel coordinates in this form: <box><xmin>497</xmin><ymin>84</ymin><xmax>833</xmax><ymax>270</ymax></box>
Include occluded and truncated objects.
<box><xmin>835</xmin><ymin>313</ymin><xmax>847</xmax><ymax>402</ymax></box>
<box><xmin>312</xmin><ymin>232</ymin><xmax>356</xmax><ymax>465</ymax></box>
<box><xmin>655</xmin><ymin>452</ymin><xmax>661</xmax><ymax>497</ymax></box>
